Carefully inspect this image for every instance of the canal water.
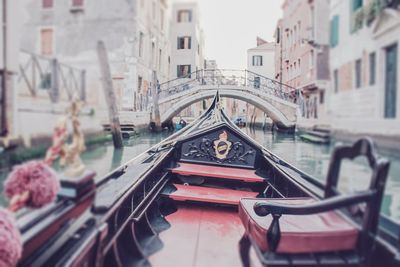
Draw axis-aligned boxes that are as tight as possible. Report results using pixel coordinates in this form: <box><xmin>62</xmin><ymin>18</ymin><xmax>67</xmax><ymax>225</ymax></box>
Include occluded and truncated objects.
<box><xmin>1</xmin><ymin>128</ymin><xmax>399</xmax><ymax>223</ymax></box>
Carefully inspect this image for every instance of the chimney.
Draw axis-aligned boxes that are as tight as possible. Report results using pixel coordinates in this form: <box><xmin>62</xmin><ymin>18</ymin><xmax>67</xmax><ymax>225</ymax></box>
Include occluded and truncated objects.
<box><xmin>257</xmin><ymin>37</ymin><xmax>268</xmax><ymax>46</ymax></box>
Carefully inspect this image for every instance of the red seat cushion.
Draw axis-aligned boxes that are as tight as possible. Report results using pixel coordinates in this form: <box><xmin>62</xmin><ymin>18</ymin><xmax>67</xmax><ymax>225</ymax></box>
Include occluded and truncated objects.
<box><xmin>168</xmin><ymin>184</ymin><xmax>258</xmax><ymax>205</ymax></box>
<box><xmin>171</xmin><ymin>163</ymin><xmax>265</xmax><ymax>183</ymax></box>
<box><xmin>239</xmin><ymin>198</ymin><xmax>359</xmax><ymax>253</ymax></box>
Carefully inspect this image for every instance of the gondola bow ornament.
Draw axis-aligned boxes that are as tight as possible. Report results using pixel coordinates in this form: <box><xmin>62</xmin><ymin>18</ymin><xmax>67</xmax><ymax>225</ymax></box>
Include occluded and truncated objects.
<box><xmin>213</xmin><ymin>131</ymin><xmax>232</xmax><ymax>160</ymax></box>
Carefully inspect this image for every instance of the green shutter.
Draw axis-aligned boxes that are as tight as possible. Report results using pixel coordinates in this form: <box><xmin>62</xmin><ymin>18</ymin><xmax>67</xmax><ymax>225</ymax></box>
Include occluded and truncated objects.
<box><xmin>330</xmin><ymin>19</ymin><xmax>335</xmax><ymax>47</ymax></box>
<box><xmin>330</xmin><ymin>15</ymin><xmax>339</xmax><ymax>48</ymax></box>
<box><xmin>352</xmin><ymin>0</ymin><xmax>363</xmax><ymax>11</ymax></box>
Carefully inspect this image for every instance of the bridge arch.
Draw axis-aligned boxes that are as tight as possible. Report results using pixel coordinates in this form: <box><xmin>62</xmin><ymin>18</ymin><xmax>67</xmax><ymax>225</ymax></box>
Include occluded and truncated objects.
<box><xmin>161</xmin><ymin>88</ymin><xmax>296</xmax><ymax>129</ymax></box>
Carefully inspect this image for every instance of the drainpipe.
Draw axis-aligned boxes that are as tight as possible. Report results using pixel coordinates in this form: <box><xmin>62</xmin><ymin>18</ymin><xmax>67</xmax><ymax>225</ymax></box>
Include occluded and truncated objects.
<box><xmin>1</xmin><ymin>0</ymin><xmax>8</xmax><ymax>136</ymax></box>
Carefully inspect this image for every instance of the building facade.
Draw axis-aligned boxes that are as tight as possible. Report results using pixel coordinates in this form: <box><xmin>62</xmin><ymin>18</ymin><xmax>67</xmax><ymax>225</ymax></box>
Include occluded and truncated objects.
<box><xmin>20</xmin><ymin>0</ymin><xmax>171</xmax><ymax>116</ymax></box>
<box><xmin>247</xmin><ymin>38</ymin><xmax>276</xmax><ymax>79</ymax></box>
<box><xmin>328</xmin><ymin>0</ymin><xmax>400</xmax><ymax>135</ymax></box>
<box><xmin>275</xmin><ymin>0</ymin><xmax>330</xmax><ymax>119</ymax></box>
<box><xmin>169</xmin><ymin>2</ymin><xmax>204</xmax><ymax>79</ymax></box>
<box><xmin>169</xmin><ymin>2</ymin><xmax>205</xmax><ymax>117</ymax></box>
<box><xmin>0</xmin><ymin>0</ymin><xmax>20</xmax><ymax>137</ymax></box>
<box><xmin>133</xmin><ymin>0</ymin><xmax>171</xmax><ymax>112</ymax></box>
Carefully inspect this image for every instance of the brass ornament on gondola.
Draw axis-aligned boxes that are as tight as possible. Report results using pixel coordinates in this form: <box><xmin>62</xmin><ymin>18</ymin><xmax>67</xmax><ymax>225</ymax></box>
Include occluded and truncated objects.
<box><xmin>213</xmin><ymin>131</ymin><xmax>232</xmax><ymax>160</ymax></box>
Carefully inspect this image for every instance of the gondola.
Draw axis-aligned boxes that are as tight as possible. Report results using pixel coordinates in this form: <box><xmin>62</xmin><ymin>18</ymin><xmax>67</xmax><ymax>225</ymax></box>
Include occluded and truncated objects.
<box><xmin>15</xmin><ymin>92</ymin><xmax>400</xmax><ymax>267</ymax></box>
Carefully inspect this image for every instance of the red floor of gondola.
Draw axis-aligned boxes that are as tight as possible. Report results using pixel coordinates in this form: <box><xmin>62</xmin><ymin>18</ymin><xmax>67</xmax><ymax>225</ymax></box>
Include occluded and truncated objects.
<box><xmin>149</xmin><ymin>204</ymin><xmax>261</xmax><ymax>267</ymax></box>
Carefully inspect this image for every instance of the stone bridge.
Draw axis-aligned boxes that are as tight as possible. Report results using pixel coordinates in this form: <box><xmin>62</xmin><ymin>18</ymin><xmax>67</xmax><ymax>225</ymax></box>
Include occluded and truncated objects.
<box><xmin>157</xmin><ymin>70</ymin><xmax>299</xmax><ymax>129</ymax></box>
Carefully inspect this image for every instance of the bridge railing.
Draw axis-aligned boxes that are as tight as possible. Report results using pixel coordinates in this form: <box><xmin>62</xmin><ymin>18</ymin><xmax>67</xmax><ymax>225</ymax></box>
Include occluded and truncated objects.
<box><xmin>17</xmin><ymin>50</ymin><xmax>86</xmax><ymax>103</ymax></box>
<box><xmin>158</xmin><ymin>69</ymin><xmax>299</xmax><ymax>104</ymax></box>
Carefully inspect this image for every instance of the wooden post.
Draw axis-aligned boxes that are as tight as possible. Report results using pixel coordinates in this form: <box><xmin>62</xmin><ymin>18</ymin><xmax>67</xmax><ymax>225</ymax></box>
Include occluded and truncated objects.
<box><xmin>1</xmin><ymin>0</ymin><xmax>8</xmax><ymax>137</ymax></box>
<box><xmin>97</xmin><ymin>41</ymin><xmax>123</xmax><ymax>148</ymax></box>
<box><xmin>151</xmin><ymin>70</ymin><xmax>161</xmax><ymax>131</ymax></box>
<box><xmin>51</xmin><ymin>58</ymin><xmax>59</xmax><ymax>102</ymax></box>
<box><xmin>80</xmin><ymin>70</ymin><xmax>86</xmax><ymax>102</ymax></box>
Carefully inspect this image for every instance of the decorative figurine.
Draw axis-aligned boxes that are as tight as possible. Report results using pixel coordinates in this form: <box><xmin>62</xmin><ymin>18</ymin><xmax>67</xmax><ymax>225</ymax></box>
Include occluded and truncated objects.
<box><xmin>44</xmin><ymin>116</ymin><xmax>68</xmax><ymax>166</ymax></box>
<box><xmin>58</xmin><ymin>96</ymin><xmax>86</xmax><ymax>178</ymax></box>
<box><xmin>45</xmin><ymin>95</ymin><xmax>86</xmax><ymax>178</ymax></box>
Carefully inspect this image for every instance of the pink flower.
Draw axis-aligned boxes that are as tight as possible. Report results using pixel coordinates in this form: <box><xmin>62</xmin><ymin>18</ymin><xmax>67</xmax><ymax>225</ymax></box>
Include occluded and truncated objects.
<box><xmin>0</xmin><ymin>208</ymin><xmax>22</xmax><ymax>267</ymax></box>
<box><xmin>3</xmin><ymin>161</ymin><xmax>60</xmax><ymax>208</ymax></box>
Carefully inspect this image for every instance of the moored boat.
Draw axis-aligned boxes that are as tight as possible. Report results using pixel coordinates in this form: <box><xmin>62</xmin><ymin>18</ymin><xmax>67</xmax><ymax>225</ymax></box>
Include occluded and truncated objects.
<box><xmin>13</xmin><ymin>93</ymin><xmax>400</xmax><ymax>267</ymax></box>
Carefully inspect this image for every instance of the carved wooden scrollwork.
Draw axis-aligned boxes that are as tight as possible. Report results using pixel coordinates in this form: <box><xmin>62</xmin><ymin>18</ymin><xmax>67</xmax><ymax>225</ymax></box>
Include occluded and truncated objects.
<box><xmin>181</xmin><ymin>128</ymin><xmax>257</xmax><ymax>167</ymax></box>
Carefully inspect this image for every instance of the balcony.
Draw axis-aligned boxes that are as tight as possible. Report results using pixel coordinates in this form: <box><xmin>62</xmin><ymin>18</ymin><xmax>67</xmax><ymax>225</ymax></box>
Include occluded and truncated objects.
<box><xmin>352</xmin><ymin>0</ymin><xmax>400</xmax><ymax>31</ymax></box>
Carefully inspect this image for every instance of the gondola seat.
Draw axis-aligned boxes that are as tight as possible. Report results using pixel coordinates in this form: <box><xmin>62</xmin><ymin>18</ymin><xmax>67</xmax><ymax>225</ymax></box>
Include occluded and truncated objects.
<box><xmin>170</xmin><ymin>162</ymin><xmax>265</xmax><ymax>183</ymax></box>
<box><xmin>239</xmin><ymin>198</ymin><xmax>359</xmax><ymax>253</ymax></box>
<box><xmin>238</xmin><ymin>138</ymin><xmax>390</xmax><ymax>267</ymax></box>
<box><xmin>164</xmin><ymin>184</ymin><xmax>258</xmax><ymax>206</ymax></box>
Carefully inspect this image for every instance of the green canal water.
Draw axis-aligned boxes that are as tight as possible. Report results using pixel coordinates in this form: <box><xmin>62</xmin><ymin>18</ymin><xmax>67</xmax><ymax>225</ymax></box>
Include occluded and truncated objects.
<box><xmin>1</xmin><ymin>128</ymin><xmax>399</xmax><ymax>223</ymax></box>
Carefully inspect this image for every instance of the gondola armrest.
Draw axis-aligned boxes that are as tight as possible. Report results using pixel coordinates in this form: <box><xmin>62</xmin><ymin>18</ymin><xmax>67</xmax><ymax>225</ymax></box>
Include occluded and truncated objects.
<box><xmin>252</xmin><ymin>191</ymin><xmax>375</xmax><ymax>252</ymax></box>
<box><xmin>253</xmin><ymin>190</ymin><xmax>375</xmax><ymax>217</ymax></box>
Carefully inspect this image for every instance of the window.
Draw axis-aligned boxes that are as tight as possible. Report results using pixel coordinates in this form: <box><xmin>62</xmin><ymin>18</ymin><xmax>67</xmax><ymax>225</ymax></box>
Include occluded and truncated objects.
<box><xmin>42</xmin><ymin>0</ymin><xmax>53</xmax><ymax>8</ymax></box>
<box><xmin>177</xmin><ymin>10</ymin><xmax>192</xmax><ymax>23</ymax></box>
<box><xmin>137</xmin><ymin>76</ymin><xmax>143</xmax><ymax>93</ymax></box>
<box><xmin>177</xmin><ymin>36</ymin><xmax>191</xmax><ymax>49</ymax></box>
<box><xmin>40</xmin><ymin>73</ymin><xmax>51</xmax><ymax>89</ymax></box>
<box><xmin>333</xmin><ymin>69</ymin><xmax>339</xmax><ymax>93</ymax></box>
<box><xmin>276</xmin><ymin>27</ymin><xmax>280</xmax><ymax>44</ymax></box>
<box><xmin>330</xmin><ymin>15</ymin><xmax>339</xmax><ymax>48</ymax></box>
<box><xmin>298</xmin><ymin>21</ymin><xmax>301</xmax><ymax>44</ymax></box>
<box><xmin>309</xmin><ymin>50</ymin><xmax>314</xmax><ymax>69</ymax></box>
<box><xmin>310</xmin><ymin>6</ymin><xmax>315</xmax><ymax>39</ymax></box>
<box><xmin>177</xmin><ymin>65</ymin><xmax>191</xmax><ymax>78</ymax></box>
<box><xmin>72</xmin><ymin>0</ymin><xmax>84</xmax><ymax>7</ymax></box>
<box><xmin>286</xmin><ymin>33</ymin><xmax>289</xmax><ymax>51</ymax></box>
<box><xmin>369</xmin><ymin>52</ymin><xmax>376</xmax><ymax>85</ymax></box>
<box><xmin>151</xmin><ymin>42</ymin><xmax>155</xmax><ymax>67</ymax></box>
<box><xmin>294</xmin><ymin>26</ymin><xmax>297</xmax><ymax>46</ymax></box>
<box><xmin>40</xmin><ymin>29</ymin><xmax>53</xmax><ymax>56</ymax></box>
<box><xmin>158</xmin><ymin>49</ymin><xmax>162</xmax><ymax>71</ymax></box>
<box><xmin>320</xmin><ymin>91</ymin><xmax>325</xmax><ymax>104</ymax></box>
<box><xmin>254</xmin><ymin>77</ymin><xmax>260</xmax><ymax>89</ymax></box>
<box><xmin>355</xmin><ymin>59</ymin><xmax>362</xmax><ymax>88</ymax></box>
<box><xmin>298</xmin><ymin>59</ymin><xmax>301</xmax><ymax>75</ymax></box>
<box><xmin>252</xmin><ymin>55</ymin><xmax>263</xmax><ymax>66</ymax></box>
<box><xmin>139</xmin><ymin>32</ymin><xmax>144</xmax><ymax>57</ymax></box>
<box><xmin>290</xmin><ymin>30</ymin><xmax>293</xmax><ymax>46</ymax></box>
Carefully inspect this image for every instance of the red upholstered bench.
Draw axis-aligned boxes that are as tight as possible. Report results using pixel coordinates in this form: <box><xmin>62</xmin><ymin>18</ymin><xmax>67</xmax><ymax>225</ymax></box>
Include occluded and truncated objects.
<box><xmin>170</xmin><ymin>162</ymin><xmax>265</xmax><ymax>183</ymax></box>
<box><xmin>239</xmin><ymin>198</ymin><xmax>358</xmax><ymax>254</ymax></box>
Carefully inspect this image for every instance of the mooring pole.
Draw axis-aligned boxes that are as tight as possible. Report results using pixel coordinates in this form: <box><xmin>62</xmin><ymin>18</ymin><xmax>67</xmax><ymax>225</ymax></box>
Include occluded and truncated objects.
<box><xmin>151</xmin><ymin>70</ymin><xmax>161</xmax><ymax>131</ymax></box>
<box><xmin>97</xmin><ymin>40</ymin><xmax>123</xmax><ymax>148</ymax></box>
<box><xmin>1</xmin><ymin>0</ymin><xmax>8</xmax><ymax>137</ymax></box>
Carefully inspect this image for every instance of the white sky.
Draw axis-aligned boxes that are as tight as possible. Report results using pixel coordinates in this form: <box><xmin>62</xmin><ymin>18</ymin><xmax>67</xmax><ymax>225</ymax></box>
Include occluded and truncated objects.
<box><xmin>172</xmin><ymin>0</ymin><xmax>284</xmax><ymax>70</ymax></box>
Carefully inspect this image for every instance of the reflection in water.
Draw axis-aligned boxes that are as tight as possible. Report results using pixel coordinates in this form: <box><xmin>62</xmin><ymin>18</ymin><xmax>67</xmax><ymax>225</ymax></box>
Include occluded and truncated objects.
<box><xmin>244</xmin><ymin>128</ymin><xmax>400</xmax><ymax>222</ymax></box>
<box><xmin>0</xmin><ymin>128</ymin><xmax>399</xmax><ymax>222</ymax></box>
<box><xmin>111</xmin><ymin>148</ymin><xmax>124</xmax><ymax>171</ymax></box>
